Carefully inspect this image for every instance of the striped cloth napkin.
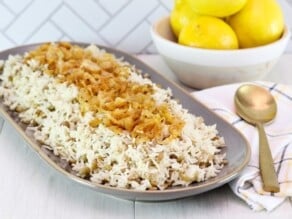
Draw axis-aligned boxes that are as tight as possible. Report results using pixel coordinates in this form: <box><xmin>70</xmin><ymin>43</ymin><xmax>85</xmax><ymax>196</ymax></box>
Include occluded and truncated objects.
<box><xmin>193</xmin><ymin>81</ymin><xmax>292</xmax><ymax>211</ymax></box>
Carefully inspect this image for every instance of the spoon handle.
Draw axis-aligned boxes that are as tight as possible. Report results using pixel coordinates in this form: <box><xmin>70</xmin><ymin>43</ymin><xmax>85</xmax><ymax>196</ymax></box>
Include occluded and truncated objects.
<box><xmin>257</xmin><ymin>123</ymin><xmax>280</xmax><ymax>193</ymax></box>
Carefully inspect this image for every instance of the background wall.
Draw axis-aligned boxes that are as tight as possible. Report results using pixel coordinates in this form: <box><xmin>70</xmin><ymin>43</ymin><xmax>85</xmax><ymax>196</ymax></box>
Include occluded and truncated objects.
<box><xmin>0</xmin><ymin>0</ymin><xmax>291</xmax><ymax>53</ymax></box>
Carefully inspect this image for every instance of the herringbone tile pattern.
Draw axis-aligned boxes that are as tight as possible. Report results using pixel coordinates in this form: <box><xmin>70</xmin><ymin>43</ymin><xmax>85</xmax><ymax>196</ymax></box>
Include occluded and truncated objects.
<box><xmin>0</xmin><ymin>0</ymin><xmax>172</xmax><ymax>53</ymax></box>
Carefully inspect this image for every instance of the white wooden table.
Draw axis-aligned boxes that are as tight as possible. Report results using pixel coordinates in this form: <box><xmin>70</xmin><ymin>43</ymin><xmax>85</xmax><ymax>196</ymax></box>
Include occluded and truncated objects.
<box><xmin>1</xmin><ymin>54</ymin><xmax>292</xmax><ymax>219</ymax></box>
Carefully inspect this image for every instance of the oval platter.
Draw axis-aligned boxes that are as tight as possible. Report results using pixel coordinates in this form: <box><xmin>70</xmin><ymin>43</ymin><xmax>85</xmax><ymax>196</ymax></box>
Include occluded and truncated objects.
<box><xmin>0</xmin><ymin>42</ymin><xmax>251</xmax><ymax>201</ymax></box>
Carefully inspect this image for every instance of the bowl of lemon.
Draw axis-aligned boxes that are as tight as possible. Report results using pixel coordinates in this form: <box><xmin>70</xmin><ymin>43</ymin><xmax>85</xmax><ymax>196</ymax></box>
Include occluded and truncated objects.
<box><xmin>150</xmin><ymin>0</ymin><xmax>291</xmax><ymax>89</ymax></box>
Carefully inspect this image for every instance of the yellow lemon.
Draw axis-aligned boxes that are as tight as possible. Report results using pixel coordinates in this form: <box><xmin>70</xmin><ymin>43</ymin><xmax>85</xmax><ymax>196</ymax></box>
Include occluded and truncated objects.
<box><xmin>170</xmin><ymin>0</ymin><xmax>199</xmax><ymax>37</ymax></box>
<box><xmin>178</xmin><ymin>16</ymin><xmax>238</xmax><ymax>50</ymax></box>
<box><xmin>186</xmin><ymin>0</ymin><xmax>247</xmax><ymax>17</ymax></box>
<box><xmin>228</xmin><ymin>0</ymin><xmax>284</xmax><ymax>48</ymax></box>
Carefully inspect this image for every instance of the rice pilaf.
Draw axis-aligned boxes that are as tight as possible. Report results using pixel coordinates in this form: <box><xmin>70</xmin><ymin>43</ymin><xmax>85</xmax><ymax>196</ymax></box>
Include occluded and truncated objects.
<box><xmin>0</xmin><ymin>42</ymin><xmax>226</xmax><ymax>190</ymax></box>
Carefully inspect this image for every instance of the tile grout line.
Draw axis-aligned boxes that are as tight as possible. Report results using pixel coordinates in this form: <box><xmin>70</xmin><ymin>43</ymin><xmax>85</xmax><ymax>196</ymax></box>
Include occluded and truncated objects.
<box><xmin>64</xmin><ymin>0</ymin><xmax>125</xmax><ymax>47</ymax></box>
<box><xmin>64</xmin><ymin>2</ymin><xmax>106</xmax><ymax>32</ymax></box>
<box><xmin>94</xmin><ymin>0</ymin><xmax>112</xmax><ymax>17</ymax></box>
<box><xmin>93</xmin><ymin>0</ymin><xmax>134</xmax><ymax>47</ymax></box>
<box><xmin>1</xmin><ymin>0</ymin><xmax>35</xmax><ymax>45</ymax></box>
<box><xmin>139</xmin><ymin>40</ymin><xmax>154</xmax><ymax>54</ymax></box>
<box><xmin>157</xmin><ymin>0</ymin><xmax>172</xmax><ymax>11</ymax></box>
<box><xmin>3</xmin><ymin>0</ymin><xmax>34</xmax><ymax>32</ymax></box>
<box><xmin>144</xmin><ymin>19</ymin><xmax>157</xmax><ymax>54</ymax></box>
<box><xmin>0</xmin><ymin>1</ymin><xmax>16</xmax><ymax>15</ymax></box>
<box><xmin>49</xmin><ymin>19</ymin><xmax>72</xmax><ymax>40</ymax></box>
<box><xmin>114</xmin><ymin>2</ymin><xmax>160</xmax><ymax>49</ymax></box>
<box><xmin>2</xmin><ymin>32</ymin><xmax>18</xmax><ymax>45</ymax></box>
<box><xmin>50</xmin><ymin>20</ymin><xmax>74</xmax><ymax>42</ymax></box>
<box><xmin>59</xmin><ymin>33</ymin><xmax>73</xmax><ymax>42</ymax></box>
<box><xmin>23</xmin><ymin>2</ymin><xmax>63</xmax><ymax>44</ymax></box>
<box><xmin>62</xmin><ymin>2</ymin><xmax>112</xmax><ymax>46</ymax></box>
<box><xmin>96</xmin><ymin>0</ymin><xmax>132</xmax><ymax>21</ymax></box>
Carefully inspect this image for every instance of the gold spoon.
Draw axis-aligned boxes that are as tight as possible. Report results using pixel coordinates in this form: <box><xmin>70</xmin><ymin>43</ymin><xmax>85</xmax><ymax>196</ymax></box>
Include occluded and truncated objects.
<box><xmin>234</xmin><ymin>84</ymin><xmax>279</xmax><ymax>193</ymax></box>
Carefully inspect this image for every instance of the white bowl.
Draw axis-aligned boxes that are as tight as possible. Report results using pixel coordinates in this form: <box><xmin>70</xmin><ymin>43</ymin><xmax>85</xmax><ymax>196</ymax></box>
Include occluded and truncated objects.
<box><xmin>150</xmin><ymin>16</ymin><xmax>291</xmax><ymax>89</ymax></box>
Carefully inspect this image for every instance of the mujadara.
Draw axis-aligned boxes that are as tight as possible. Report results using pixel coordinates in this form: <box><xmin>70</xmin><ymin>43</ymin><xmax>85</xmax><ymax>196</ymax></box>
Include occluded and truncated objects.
<box><xmin>0</xmin><ymin>42</ymin><xmax>226</xmax><ymax>190</ymax></box>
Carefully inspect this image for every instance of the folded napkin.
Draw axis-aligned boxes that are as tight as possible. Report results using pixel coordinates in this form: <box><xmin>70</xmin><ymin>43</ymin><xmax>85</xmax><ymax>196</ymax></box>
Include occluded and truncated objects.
<box><xmin>193</xmin><ymin>81</ymin><xmax>292</xmax><ymax>212</ymax></box>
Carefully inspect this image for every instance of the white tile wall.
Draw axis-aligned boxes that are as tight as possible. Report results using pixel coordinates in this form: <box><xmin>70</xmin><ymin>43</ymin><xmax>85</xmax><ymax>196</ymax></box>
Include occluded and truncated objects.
<box><xmin>0</xmin><ymin>0</ymin><xmax>173</xmax><ymax>53</ymax></box>
<box><xmin>0</xmin><ymin>0</ymin><xmax>291</xmax><ymax>54</ymax></box>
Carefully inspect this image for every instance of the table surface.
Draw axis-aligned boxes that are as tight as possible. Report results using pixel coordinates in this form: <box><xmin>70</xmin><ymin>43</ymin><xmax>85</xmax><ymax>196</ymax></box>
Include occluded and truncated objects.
<box><xmin>0</xmin><ymin>53</ymin><xmax>292</xmax><ymax>219</ymax></box>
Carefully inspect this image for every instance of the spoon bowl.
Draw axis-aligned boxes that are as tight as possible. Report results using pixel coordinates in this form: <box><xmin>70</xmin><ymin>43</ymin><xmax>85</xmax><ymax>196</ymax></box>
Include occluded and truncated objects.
<box><xmin>235</xmin><ymin>85</ymin><xmax>277</xmax><ymax>124</ymax></box>
<box><xmin>234</xmin><ymin>84</ymin><xmax>279</xmax><ymax>193</ymax></box>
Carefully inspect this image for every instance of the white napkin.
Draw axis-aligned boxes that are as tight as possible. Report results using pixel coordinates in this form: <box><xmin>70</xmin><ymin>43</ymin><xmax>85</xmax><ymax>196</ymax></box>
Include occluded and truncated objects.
<box><xmin>192</xmin><ymin>81</ymin><xmax>292</xmax><ymax>211</ymax></box>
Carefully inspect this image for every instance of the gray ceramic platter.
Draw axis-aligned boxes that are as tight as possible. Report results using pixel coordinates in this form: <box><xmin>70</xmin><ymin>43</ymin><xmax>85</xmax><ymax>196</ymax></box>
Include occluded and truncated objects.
<box><xmin>0</xmin><ymin>42</ymin><xmax>251</xmax><ymax>201</ymax></box>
